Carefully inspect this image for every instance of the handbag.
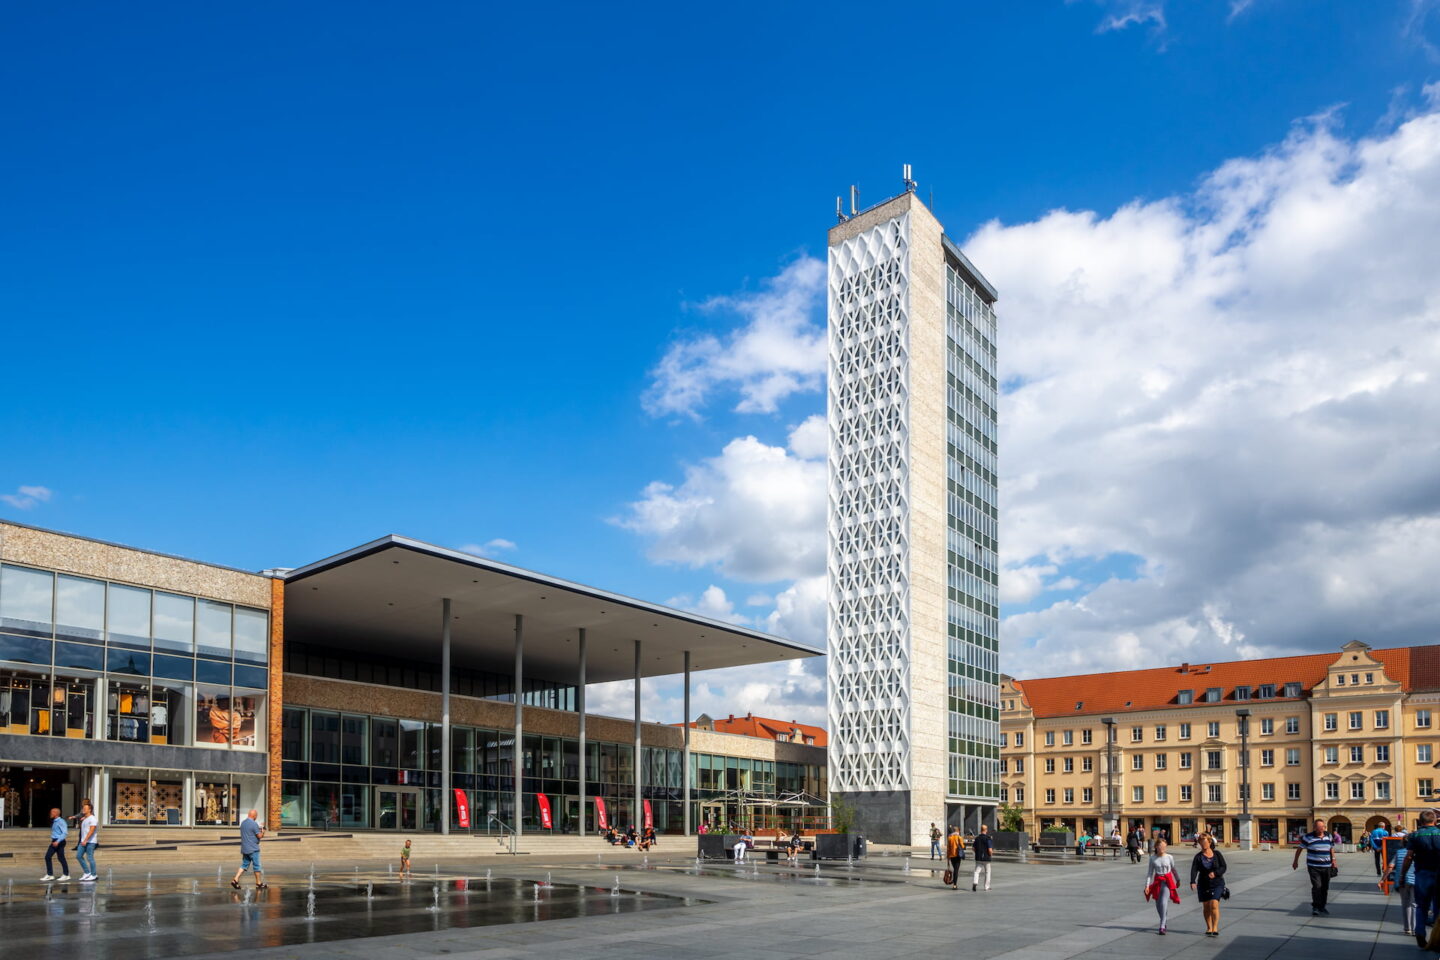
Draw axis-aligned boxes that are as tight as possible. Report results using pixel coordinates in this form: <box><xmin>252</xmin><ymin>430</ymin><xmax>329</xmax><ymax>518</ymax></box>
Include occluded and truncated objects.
<box><xmin>943</xmin><ymin>869</ymin><xmax>954</xmax><ymax>886</ymax></box>
<box><xmin>1329</xmin><ymin>862</ymin><xmax>1339</xmax><ymax>879</ymax></box>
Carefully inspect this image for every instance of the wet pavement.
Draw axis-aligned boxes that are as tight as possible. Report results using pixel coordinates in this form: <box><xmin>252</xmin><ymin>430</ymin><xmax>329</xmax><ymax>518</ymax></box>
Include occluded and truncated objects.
<box><xmin>0</xmin><ymin>848</ymin><xmax>1416</xmax><ymax>958</ymax></box>
<box><xmin>0</xmin><ymin>872</ymin><xmax>696</xmax><ymax>959</ymax></box>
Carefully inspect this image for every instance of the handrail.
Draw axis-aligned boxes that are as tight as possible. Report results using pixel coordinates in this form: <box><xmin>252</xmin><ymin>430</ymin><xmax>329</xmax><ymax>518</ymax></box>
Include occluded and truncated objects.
<box><xmin>487</xmin><ymin>815</ymin><xmax>518</xmax><ymax>854</ymax></box>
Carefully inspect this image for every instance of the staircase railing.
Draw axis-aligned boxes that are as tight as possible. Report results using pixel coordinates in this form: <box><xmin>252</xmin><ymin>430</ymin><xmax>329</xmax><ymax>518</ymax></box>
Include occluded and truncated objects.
<box><xmin>487</xmin><ymin>815</ymin><xmax>518</xmax><ymax>854</ymax></box>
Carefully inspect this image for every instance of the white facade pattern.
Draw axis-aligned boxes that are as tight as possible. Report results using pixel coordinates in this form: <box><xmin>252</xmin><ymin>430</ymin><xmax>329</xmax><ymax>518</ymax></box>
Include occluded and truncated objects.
<box><xmin>826</xmin><ymin>212</ymin><xmax>913</xmax><ymax>793</ymax></box>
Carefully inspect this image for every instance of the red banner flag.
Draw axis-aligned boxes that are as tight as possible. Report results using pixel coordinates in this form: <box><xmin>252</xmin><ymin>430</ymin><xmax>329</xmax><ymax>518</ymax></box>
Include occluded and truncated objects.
<box><xmin>537</xmin><ymin>793</ymin><xmax>553</xmax><ymax>830</ymax></box>
<box><xmin>643</xmin><ymin>799</ymin><xmax>653</xmax><ymax>830</ymax></box>
<box><xmin>595</xmin><ymin>797</ymin><xmax>609</xmax><ymax>831</ymax></box>
<box><xmin>453</xmin><ymin>789</ymin><xmax>470</xmax><ymax>829</ymax></box>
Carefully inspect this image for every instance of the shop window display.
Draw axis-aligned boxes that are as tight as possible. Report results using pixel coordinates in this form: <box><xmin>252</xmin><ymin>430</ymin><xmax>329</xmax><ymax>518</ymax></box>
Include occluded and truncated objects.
<box><xmin>149</xmin><ymin>681</ymin><xmax>190</xmax><ymax>745</ymax></box>
<box><xmin>195</xmin><ymin>685</ymin><xmax>261</xmax><ymax>747</ymax></box>
<box><xmin>109</xmin><ymin>679</ymin><xmax>151</xmax><ymax>742</ymax></box>
<box><xmin>195</xmin><ymin>779</ymin><xmax>238</xmax><ymax>825</ymax></box>
<box><xmin>51</xmin><ymin>673</ymin><xmax>98</xmax><ymax>738</ymax></box>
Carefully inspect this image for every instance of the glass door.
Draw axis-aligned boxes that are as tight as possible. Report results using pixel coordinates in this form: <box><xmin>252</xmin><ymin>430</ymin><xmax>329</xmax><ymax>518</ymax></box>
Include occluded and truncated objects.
<box><xmin>377</xmin><ymin>787</ymin><xmax>419</xmax><ymax>830</ymax></box>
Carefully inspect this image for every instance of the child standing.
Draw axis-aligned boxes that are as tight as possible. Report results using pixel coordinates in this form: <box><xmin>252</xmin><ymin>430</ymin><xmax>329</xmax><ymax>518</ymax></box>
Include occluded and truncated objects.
<box><xmin>400</xmin><ymin>838</ymin><xmax>413</xmax><ymax>879</ymax></box>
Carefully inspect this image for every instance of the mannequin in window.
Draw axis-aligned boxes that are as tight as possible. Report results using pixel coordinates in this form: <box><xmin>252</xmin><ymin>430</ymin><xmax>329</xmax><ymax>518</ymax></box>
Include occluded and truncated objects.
<box><xmin>201</xmin><ymin>696</ymin><xmax>242</xmax><ymax>744</ymax></box>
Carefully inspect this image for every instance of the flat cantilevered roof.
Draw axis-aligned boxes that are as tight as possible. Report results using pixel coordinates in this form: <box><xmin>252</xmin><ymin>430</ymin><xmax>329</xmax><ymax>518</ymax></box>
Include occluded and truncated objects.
<box><xmin>281</xmin><ymin>536</ymin><xmax>822</xmax><ymax>684</ymax></box>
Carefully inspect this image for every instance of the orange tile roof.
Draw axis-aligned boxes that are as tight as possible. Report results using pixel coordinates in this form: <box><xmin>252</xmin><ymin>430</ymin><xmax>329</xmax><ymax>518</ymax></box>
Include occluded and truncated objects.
<box><xmin>1010</xmin><ymin>644</ymin><xmax>1440</xmax><ymax>719</ymax></box>
<box><xmin>683</xmin><ymin>714</ymin><xmax>828</xmax><ymax>747</ymax></box>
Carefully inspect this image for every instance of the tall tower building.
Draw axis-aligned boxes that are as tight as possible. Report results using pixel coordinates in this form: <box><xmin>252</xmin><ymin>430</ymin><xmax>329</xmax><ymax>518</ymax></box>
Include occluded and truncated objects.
<box><xmin>826</xmin><ymin>175</ymin><xmax>1000</xmax><ymax>844</ymax></box>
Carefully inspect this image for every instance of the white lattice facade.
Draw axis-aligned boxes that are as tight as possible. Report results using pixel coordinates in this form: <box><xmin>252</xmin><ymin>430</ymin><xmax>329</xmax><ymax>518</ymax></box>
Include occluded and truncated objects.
<box><xmin>826</xmin><ymin>211</ymin><xmax>914</xmax><ymax>794</ymax></box>
<box><xmin>827</xmin><ymin>189</ymin><xmax>1000</xmax><ymax>844</ymax></box>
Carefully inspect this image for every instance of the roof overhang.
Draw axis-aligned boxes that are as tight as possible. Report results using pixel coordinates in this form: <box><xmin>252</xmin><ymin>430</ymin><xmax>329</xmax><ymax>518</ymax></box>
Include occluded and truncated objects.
<box><xmin>281</xmin><ymin>536</ymin><xmax>822</xmax><ymax>685</ymax></box>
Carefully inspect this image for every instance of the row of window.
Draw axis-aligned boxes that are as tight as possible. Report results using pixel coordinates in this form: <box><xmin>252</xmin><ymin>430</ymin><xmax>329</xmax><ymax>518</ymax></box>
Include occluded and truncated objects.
<box><xmin>1176</xmin><ymin>682</ymin><xmax>1302</xmax><ymax>705</ymax></box>
<box><xmin>0</xmin><ymin>564</ymin><xmax>268</xmax><ymax>664</ymax></box>
<box><xmin>1011</xmin><ymin>777</ymin><xmax>1423</xmax><ymax>807</ymax></box>
<box><xmin>1009</xmin><ymin>742</ymin><xmax>1434</xmax><ymax>774</ymax></box>
<box><xmin>1006</xmin><ymin>708</ymin><xmax>1432</xmax><ymax>749</ymax></box>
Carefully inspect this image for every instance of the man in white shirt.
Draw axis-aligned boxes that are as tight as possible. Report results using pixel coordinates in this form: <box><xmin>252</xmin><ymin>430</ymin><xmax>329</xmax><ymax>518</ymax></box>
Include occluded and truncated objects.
<box><xmin>76</xmin><ymin>799</ymin><xmax>99</xmax><ymax>881</ymax></box>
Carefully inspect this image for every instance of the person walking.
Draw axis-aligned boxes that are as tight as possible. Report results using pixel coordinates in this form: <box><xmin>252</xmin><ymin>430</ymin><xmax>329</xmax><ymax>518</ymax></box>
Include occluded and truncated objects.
<box><xmin>929</xmin><ymin>822</ymin><xmax>942</xmax><ymax>860</ymax></box>
<box><xmin>945</xmin><ymin>825</ymin><xmax>965</xmax><ymax>890</ymax></box>
<box><xmin>1144</xmin><ymin>838</ymin><xmax>1180</xmax><ymax>934</ymax></box>
<box><xmin>971</xmin><ymin>824</ymin><xmax>993</xmax><ymax>891</ymax></box>
<box><xmin>40</xmin><ymin>806</ymin><xmax>70</xmax><ymax>881</ymax></box>
<box><xmin>1372</xmin><ymin>822</ymin><xmax>1392</xmax><ymax>876</ymax></box>
<box><xmin>75</xmin><ymin>799</ymin><xmax>99</xmax><ymax>881</ymax></box>
<box><xmin>1189</xmin><ymin>832</ymin><xmax>1228</xmax><ymax>937</ymax></box>
<box><xmin>1291</xmin><ymin>817</ymin><xmax>1338</xmax><ymax>916</ymax></box>
<box><xmin>1393</xmin><ymin>837</ymin><xmax>1417</xmax><ymax>936</ymax></box>
<box><xmin>1407</xmin><ymin>809</ymin><xmax>1440</xmax><ymax>947</ymax></box>
<box><xmin>230</xmin><ymin>808</ymin><xmax>268</xmax><ymax>890</ymax></box>
<box><xmin>1126</xmin><ymin>826</ymin><xmax>1142</xmax><ymax>864</ymax></box>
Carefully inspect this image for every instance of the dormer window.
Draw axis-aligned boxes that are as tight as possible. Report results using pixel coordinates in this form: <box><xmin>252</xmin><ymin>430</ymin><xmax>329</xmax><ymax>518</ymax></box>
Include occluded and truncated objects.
<box><xmin>1235</xmin><ymin>686</ymin><xmax>1251</xmax><ymax>701</ymax></box>
<box><xmin>1258</xmin><ymin>684</ymin><xmax>1275</xmax><ymax>699</ymax></box>
<box><xmin>1204</xmin><ymin>687</ymin><xmax>1222</xmax><ymax>703</ymax></box>
<box><xmin>1284</xmin><ymin>682</ymin><xmax>1301</xmax><ymax>698</ymax></box>
<box><xmin>1177</xmin><ymin>690</ymin><xmax>1193</xmax><ymax>705</ymax></box>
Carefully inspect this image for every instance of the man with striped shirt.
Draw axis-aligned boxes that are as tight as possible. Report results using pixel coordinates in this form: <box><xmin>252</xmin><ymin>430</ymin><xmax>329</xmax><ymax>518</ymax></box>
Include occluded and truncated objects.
<box><xmin>1291</xmin><ymin>818</ymin><xmax>1339</xmax><ymax>916</ymax></box>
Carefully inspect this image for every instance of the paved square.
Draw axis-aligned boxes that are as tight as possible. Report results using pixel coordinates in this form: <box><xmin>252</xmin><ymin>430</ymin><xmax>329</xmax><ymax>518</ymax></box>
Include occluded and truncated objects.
<box><xmin>0</xmin><ymin>846</ymin><xmax>1418</xmax><ymax>959</ymax></box>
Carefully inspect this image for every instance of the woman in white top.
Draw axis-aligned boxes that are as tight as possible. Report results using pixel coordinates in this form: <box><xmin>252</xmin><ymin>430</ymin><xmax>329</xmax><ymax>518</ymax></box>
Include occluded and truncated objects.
<box><xmin>1144</xmin><ymin>838</ymin><xmax>1179</xmax><ymax>934</ymax></box>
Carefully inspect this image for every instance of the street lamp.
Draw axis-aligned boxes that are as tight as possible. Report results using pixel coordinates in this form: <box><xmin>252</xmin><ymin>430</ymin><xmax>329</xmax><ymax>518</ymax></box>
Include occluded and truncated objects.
<box><xmin>1101</xmin><ymin>717</ymin><xmax>1117</xmax><ymax>836</ymax></box>
<box><xmin>1235</xmin><ymin>709</ymin><xmax>1252</xmax><ymax>850</ymax></box>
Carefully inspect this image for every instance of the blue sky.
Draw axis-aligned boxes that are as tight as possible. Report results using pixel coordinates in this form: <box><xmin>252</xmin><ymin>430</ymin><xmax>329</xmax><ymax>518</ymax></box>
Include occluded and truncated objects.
<box><xmin>5</xmin><ymin>1</ymin><xmax>1440</xmax><ymax>722</ymax></box>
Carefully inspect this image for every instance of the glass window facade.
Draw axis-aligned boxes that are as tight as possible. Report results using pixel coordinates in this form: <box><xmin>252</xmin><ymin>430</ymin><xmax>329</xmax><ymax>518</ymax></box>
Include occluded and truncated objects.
<box><xmin>0</xmin><ymin>562</ymin><xmax>268</xmax><ymax>751</ymax></box>
<box><xmin>279</xmin><ymin>706</ymin><xmax>822</xmax><ymax>834</ymax></box>
<box><xmin>944</xmin><ymin>259</ymin><xmax>1000</xmax><ymax>800</ymax></box>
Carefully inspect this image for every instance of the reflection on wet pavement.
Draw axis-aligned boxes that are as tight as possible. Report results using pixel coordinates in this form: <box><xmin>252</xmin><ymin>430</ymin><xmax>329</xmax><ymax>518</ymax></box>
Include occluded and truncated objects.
<box><xmin>0</xmin><ymin>875</ymin><xmax>697</xmax><ymax>959</ymax></box>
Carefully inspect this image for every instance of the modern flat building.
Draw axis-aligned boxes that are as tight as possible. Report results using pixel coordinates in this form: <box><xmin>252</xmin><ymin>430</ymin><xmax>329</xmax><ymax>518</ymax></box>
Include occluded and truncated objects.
<box><xmin>1001</xmin><ymin>641</ymin><xmax>1440</xmax><ymax>845</ymax></box>
<box><xmin>826</xmin><ymin>172</ymin><xmax>1001</xmax><ymax>844</ymax></box>
<box><xmin>0</xmin><ymin>521</ymin><xmax>827</xmax><ymax>836</ymax></box>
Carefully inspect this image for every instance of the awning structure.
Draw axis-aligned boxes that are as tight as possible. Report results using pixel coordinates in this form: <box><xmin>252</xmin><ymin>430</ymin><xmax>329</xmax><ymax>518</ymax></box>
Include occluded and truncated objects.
<box><xmin>282</xmin><ymin>535</ymin><xmax>822</xmax><ymax>682</ymax></box>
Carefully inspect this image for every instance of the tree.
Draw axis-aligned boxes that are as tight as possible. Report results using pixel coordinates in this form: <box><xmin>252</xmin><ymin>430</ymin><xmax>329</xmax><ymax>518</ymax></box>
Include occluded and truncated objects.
<box><xmin>830</xmin><ymin>795</ymin><xmax>856</xmax><ymax>834</ymax></box>
<box><xmin>997</xmin><ymin>803</ymin><xmax>1025</xmax><ymax>832</ymax></box>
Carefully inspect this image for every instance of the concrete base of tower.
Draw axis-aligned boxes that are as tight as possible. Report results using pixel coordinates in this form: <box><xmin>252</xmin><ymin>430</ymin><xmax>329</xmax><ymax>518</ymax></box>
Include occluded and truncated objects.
<box><xmin>946</xmin><ymin>802</ymin><xmax>998</xmax><ymax>835</ymax></box>
<box><xmin>833</xmin><ymin>790</ymin><xmax>912</xmax><ymax>845</ymax></box>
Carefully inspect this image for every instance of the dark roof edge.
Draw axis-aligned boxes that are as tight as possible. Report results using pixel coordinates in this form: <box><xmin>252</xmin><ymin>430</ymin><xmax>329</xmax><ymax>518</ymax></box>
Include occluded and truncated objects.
<box><xmin>941</xmin><ymin>235</ymin><xmax>999</xmax><ymax>304</ymax></box>
<box><xmin>282</xmin><ymin>535</ymin><xmax>824</xmax><ymax>657</ymax></box>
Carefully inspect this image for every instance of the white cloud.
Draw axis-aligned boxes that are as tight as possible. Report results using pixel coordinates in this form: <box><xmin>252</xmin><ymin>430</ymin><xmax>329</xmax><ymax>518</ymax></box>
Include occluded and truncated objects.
<box><xmin>615</xmin><ymin>428</ymin><xmax>826</xmax><ymax>583</ymax></box>
<box><xmin>664</xmin><ymin>584</ymin><xmax>750</xmax><ymax>626</ymax></box>
<box><xmin>0</xmin><ymin>485</ymin><xmax>53</xmax><ymax>510</ymax></box>
<box><xmin>1074</xmin><ymin>0</ymin><xmax>1167</xmax><ymax>34</ymax></box>
<box><xmin>459</xmin><ymin>538</ymin><xmax>516</xmax><ymax>557</ymax></box>
<box><xmin>1000</xmin><ymin>563</ymin><xmax>1057</xmax><ymax>605</ymax></box>
<box><xmin>642</xmin><ymin>257</ymin><xmax>825</xmax><ymax>418</ymax></box>
<box><xmin>975</xmin><ymin>103</ymin><xmax>1440</xmax><ymax>677</ymax></box>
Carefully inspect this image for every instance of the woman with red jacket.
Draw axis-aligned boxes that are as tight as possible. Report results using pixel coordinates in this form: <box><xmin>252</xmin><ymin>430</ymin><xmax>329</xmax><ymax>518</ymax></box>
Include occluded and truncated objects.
<box><xmin>1143</xmin><ymin>838</ymin><xmax>1181</xmax><ymax>934</ymax></box>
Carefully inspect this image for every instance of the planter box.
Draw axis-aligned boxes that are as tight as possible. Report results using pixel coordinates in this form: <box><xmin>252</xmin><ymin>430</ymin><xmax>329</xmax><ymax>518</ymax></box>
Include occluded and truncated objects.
<box><xmin>814</xmin><ymin>833</ymin><xmax>867</xmax><ymax>860</ymax></box>
<box><xmin>991</xmin><ymin>830</ymin><xmax>1030</xmax><ymax>851</ymax></box>
<box><xmin>1036</xmin><ymin>831</ymin><xmax>1074</xmax><ymax>848</ymax></box>
<box><xmin>698</xmin><ymin>834</ymin><xmax>744</xmax><ymax>859</ymax></box>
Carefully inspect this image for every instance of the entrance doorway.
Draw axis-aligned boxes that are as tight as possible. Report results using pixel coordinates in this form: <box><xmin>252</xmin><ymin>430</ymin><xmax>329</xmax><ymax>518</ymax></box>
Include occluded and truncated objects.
<box><xmin>376</xmin><ymin>787</ymin><xmax>420</xmax><ymax>831</ymax></box>
<box><xmin>0</xmin><ymin>766</ymin><xmax>87</xmax><ymax>828</ymax></box>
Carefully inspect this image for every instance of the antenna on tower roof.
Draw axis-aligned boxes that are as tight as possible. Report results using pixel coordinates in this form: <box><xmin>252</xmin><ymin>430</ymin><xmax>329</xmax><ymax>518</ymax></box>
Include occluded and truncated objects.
<box><xmin>836</xmin><ymin>196</ymin><xmax>847</xmax><ymax>224</ymax></box>
<box><xmin>902</xmin><ymin>164</ymin><xmax>916</xmax><ymax>193</ymax></box>
<box><xmin>849</xmin><ymin>185</ymin><xmax>859</xmax><ymax>216</ymax></box>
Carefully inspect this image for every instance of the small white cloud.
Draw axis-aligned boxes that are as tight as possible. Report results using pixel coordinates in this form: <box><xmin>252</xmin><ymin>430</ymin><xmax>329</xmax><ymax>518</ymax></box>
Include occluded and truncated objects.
<box><xmin>643</xmin><ymin>257</ymin><xmax>826</xmax><ymax>419</ymax></box>
<box><xmin>664</xmin><ymin>585</ymin><xmax>749</xmax><ymax>626</ymax></box>
<box><xmin>786</xmin><ymin>414</ymin><xmax>828</xmax><ymax>461</ymax></box>
<box><xmin>459</xmin><ymin>538</ymin><xmax>517</xmax><ymax>558</ymax></box>
<box><xmin>1000</xmin><ymin>564</ymin><xmax>1057</xmax><ymax>605</ymax></box>
<box><xmin>0</xmin><ymin>485</ymin><xmax>53</xmax><ymax>510</ymax></box>
<box><xmin>744</xmin><ymin>593</ymin><xmax>773</xmax><ymax>608</ymax></box>
<box><xmin>1074</xmin><ymin>0</ymin><xmax>1167</xmax><ymax>34</ymax></box>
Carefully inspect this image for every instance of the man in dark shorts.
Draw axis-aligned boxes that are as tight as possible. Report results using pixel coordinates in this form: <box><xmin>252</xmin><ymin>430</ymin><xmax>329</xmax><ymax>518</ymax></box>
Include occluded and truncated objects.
<box><xmin>231</xmin><ymin>809</ymin><xmax>268</xmax><ymax>889</ymax></box>
<box><xmin>1291</xmin><ymin>817</ymin><xmax>1338</xmax><ymax>916</ymax></box>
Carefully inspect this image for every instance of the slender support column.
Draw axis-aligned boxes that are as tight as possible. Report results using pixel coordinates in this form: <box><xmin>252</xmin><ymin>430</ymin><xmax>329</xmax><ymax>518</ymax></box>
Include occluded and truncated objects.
<box><xmin>441</xmin><ymin>597</ymin><xmax>452</xmax><ymax>836</ymax></box>
<box><xmin>683</xmin><ymin>650</ymin><xmax>692</xmax><ymax>835</ymax></box>
<box><xmin>634</xmin><ymin>639</ymin><xmax>642</xmax><ymax>831</ymax></box>
<box><xmin>577</xmin><ymin>628</ymin><xmax>587</xmax><ymax>838</ymax></box>
<box><xmin>514</xmin><ymin>614</ymin><xmax>524</xmax><ymax>838</ymax></box>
